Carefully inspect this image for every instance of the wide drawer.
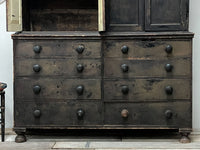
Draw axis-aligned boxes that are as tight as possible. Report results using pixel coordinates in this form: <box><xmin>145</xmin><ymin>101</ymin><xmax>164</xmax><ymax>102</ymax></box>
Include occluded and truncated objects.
<box><xmin>104</xmin><ymin>40</ymin><xmax>191</xmax><ymax>58</ymax></box>
<box><xmin>15</xmin><ymin>59</ymin><xmax>101</xmax><ymax>77</ymax></box>
<box><xmin>15</xmin><ymin>101</ymin><xmax>103</xmax><ymax>127</ymax></box>
<box><xmin>104</xmin><ymin>79</ymin><xmax>191</xmax><ymax>101</ymax></box>
<box><xmin>104</xmin><ymin>58</ymin><xmax>191</xmax><ymax>78</ymax></box>
<box><xmin>14</xmin><ymin>40</ymin><xmax>101</xmax><ymax>58</ymax></box>
<box><xmin>104</xmin><ymin>101</ymin><xmax>191</xmax><ymax>128</ymax></box>
<box><xmin>15</xmin><ymin>78</ymin><xmax>101</xmax><ymax>100</ymax></box>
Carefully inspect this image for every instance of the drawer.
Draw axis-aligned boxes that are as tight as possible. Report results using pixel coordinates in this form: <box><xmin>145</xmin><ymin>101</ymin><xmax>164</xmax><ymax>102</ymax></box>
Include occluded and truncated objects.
<box><xmin>15</xmin><ymin>40</ymin><xmax>101</xmax><ymax>58</ymax></box>
<box><xmin>104</xmin><ymin>40</ymin><xmax>191</xmax><ymax>58</ymax></box>
<box><xmin>15</xmin><ymin>59</ymin><xmax>101</xmax><ymax>77</ymax></box>
<box><xmin>104</xmin><ymin>79</ymin><xmax>191</xmax><ymax>101</ymax></box>
<box><xmin>15</xmin><ymin>101</ymin><xmax>103</xmax><ymax>127</ymax></box>
<box><xmin>104</xmin><ymin>58</ymin><xmax>191</xmax><ymax>78</ymax></box>
<box><xmin>15</xmin><ymin>78</ymin><xmax>101</xmax><ymax>100</ymax></box>
<box><xmin>104</xmin><ymin>101</ymin><xmax>191</xmax><ymax>128</ymax></box>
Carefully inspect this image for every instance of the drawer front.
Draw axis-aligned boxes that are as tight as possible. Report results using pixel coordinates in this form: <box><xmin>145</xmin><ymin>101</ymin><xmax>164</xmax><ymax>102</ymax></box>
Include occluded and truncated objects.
<box><xmin>15</xmin><ymin>78</ymin><xmax>101</xmax><ymax>100</ymax></box>
<box><xmin>104</xmin><ymin>79</ymin><xmax>191</xmax><ymax>101</ymax></box>
<box><xmin>104</xmin><ymin>101</ymin><xmax>191</xmax><ymax>128</ymax></box>
<box><xmin>15</xmin><ymin>40</ymin><xmax>101</xmax><ymax>58</ymax></box>
<box><xmin>104</xmin><ymin>58</ymin><xmax>191</xmax><ymax>78</ymax></box>
<box><xmin>104</xmin><ymin>40</ymin><xmax>191</xmax><ymax>58</ymax></box>
<box><xmin>15</xmin><ymin>59</ymin><xmax>101</xmax><ymax>77</ymax></box>
<box><xmin>15</xmin><ymin>101</ymin><xmax>103</xmax><ymax>127</ymax></box>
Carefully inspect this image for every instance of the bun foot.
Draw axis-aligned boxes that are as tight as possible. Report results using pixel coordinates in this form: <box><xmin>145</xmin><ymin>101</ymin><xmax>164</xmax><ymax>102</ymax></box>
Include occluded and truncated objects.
<box><xmin>180</xmin><ymin>134</ymin><xmax>191</xmax><ymax>143</ymax></box>
<box><xmin>15</xmin><ymin>134</ymin><xmax>27</xmax><ymax>143</ymax></box>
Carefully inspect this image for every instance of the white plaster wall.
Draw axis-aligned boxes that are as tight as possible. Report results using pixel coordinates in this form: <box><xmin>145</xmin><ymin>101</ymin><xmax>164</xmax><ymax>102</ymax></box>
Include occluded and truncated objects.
<box><xmin>0</xmin><ymin>1</ymin><xmax>14</xmax><ymax>129</ymax></box>
<box><xmin>0</xmin><ymin>0</ymin><xmax>200</xmax><ymax>130</ymax></box>
<box><xmin>189</xmin><ymin>0</ymin><xmax>200</xmax><ymax>130</ymax></box>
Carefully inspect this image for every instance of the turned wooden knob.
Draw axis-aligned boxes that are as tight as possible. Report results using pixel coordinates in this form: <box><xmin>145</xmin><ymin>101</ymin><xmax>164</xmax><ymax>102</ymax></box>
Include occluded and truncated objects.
<box><xmin>165</xmin><ymin>45</ymin><xmax>173</xmax><ymax>54</ymax></box>
<box><xmin>121</xmin><ymin>109</ymin><xmax>129</xmax><ymax>118</ymax></box>
<box><xmin>121</xmin><ymin>64</ymin><xmax>129</xmax><ymax>72</ymax></box>
<box><xmin>77</xmin><ymin>64</ymin><xmax>84</xmax><ymax>72</ymax></box>
<box><xmin>165</xmin><ymin>110</ymin><xmax>173</xmax><ymax>119</ymax></box>
<box><xmin>33</xmin><ymin>64</ymin><xmax>41</xmax><ymax>73</ymax></box>
<box><xmin>165</xmin><ymin>64</ymin><xmax>173</xmax><ymax>72</ymax></box>
<box><xmin>165</xmin><ymin>86</ymin><xmax>173</xmax><ymax>95</ymax></box>
<box><xmin>77</xmin><ymin>109</ymin><xmax>85</xmax><ymax>119</ymax></box>
<box><xmin>33</xmin><ymin>85</ymin><xmax>41</xmax><ymax>94</ymax></box>
<box><xmin>33</xmin><ymin>45</ymin><xmax>42</xmax><ymax>54</ymax></box>
<box><xmin>33</xmin><ymin>109</ymin><xmax>41</xmax><ymax>118</ymax></box>
<box><xmin>121</xmin><ymin>85</ymin><xmax>129</xmax><ymax>95</ymax></box>
<box><xmin>76</xmin><ymin>85</ymin><xmax>84</xmax><ymax>95</ymax></box>
<box><xmin>76</xmin><ymin>45</ymin><xmax>85</xmax><ymax>54</ymax></box>
<box><xmin>121</xmin><ymin>46</ymin><xmax>129</xmax><ymax>54</ymax></box>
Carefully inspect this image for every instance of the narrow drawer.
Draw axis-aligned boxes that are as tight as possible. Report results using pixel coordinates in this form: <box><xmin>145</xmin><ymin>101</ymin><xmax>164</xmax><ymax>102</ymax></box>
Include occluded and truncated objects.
<box><xmin>15</xmin><ymin>40</ymin><xmax>101</xmax><ymax>58</ymax></box>
<box><xmin>15</xmin><ymin>59</ymin><xmax>101</xmax><ymax>78</ymax></box>
<box><xmin>104</xmin><ymin>79</ymin><xmax>191</xmax><ymax>101</ymax></box>
<box><xmin>104</xmin><ymin>101</ymin><xmax>191</xmax><ymax>128</ymax></box>
<box><xmin>104</xmin><ymin>58</ymin><xmax>191</xmax><ymax>78</ymax></box>
<box><xmin>15</xmin><ymin>78</ymin><xmax>101</xmax><ymax>100</ymax></box>
<box><xmin>15</xmin><ymin>101</ymin><xmax>103</xmax><ymax>127</ymax></box>
<box><xmin>104</xmin><ymin>40</ymin><xmax>191</xmax><ymax>58</ymax></box>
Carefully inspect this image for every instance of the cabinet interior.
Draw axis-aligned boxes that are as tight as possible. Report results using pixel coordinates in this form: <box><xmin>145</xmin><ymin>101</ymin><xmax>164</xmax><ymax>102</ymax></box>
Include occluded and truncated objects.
<box><xmin>22</xmin><ymin>0</ymin><xmax>98</xmax><ymax>31</ymax></box>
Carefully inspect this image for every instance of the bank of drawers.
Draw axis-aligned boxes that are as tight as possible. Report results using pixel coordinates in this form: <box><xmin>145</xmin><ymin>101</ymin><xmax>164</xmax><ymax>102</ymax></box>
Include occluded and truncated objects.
<box><xmin>14</xmin><ymin>40</ymin><xmax>102</xmax><ymax>126</ymax></box>
<box><xmin>14</xmin><ymin>38</ymin><xmax>192</xmax><ymax>127</ymax></box>
<box><xmin>103</xmin><ymin>39</ymin><xmax>191</xmax><ymax>126</ymax></box>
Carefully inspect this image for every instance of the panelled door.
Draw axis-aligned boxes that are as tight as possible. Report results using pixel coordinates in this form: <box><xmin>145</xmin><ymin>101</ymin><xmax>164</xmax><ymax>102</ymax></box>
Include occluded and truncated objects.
<box><xmin>106</xmin><ymin>0</ymin><xmax>145</xmax><ymax>31</ymax></box>
<box><xmin>145</xmin><ymin>0</ymin><xmax>189</xmax><ymax>31</ymax></box>
<box><xmin>6</xmin><ymin>0</ymin><xmax>22</xmax><ymax>31</ymax></box>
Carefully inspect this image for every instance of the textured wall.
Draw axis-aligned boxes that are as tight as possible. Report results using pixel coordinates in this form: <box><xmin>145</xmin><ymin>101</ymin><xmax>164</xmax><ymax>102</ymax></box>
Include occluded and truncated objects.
<box><xmin>0</xmin><ymin>0</ymin><xmax>200</xmax><ymax>130</ymax></box>
<box><xmin>189</xmin><ymin>0</ymin><xmax>200</xmax><ymax>130</ymax></box>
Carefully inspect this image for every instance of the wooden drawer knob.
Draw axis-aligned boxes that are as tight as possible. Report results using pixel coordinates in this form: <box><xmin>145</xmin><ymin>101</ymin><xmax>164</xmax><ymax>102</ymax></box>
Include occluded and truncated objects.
<box><xmin>76</xmin><ymin>85</ymin><xmax>84</xmax><ymax>95</ymax></box>
<box><xmin>165</xmin><ymin>86</ymin><xmax>173</xmax><ymax>95</ymax></box>
<box><xmin>33</xmin><ymin>85</ymin><xmax>41</xmax><ymax>94</ymax></box>
<box><xmin>77</xmin><ymin>109</ymin><xmax>85</xmax><ymax>119</ymax></box>
<box><xmin>33</xmin><ymin>64</ymin><xmax>41</xmax><ymax>73</ymax></box>
<box><xmin>165</xmin><ymin>64</ymin><xmax>173</xmax><ymax>72</ymax></box>
<box><xmin>165</xmin><ymin>45</ymin><xmax>173</xmax><ymax>54</ymax></box>
<box><xmin>33</xmin><ymin>45</ymin><xmax>42</xmax><ymax>54</ymax></box>
<box><xmin>165</xmin><ymin>110</ymin><xmax>173</xmax><ymax>119</ymax></box>
<box><xmin>76</xmin><ymin>45</ymin><xmax>85</xmax><ymax>54</ymax></box>
<box><xmin>121</xmin><ymin>109</ymin><xmax>129</xmax><ymax>118</ymax></box>
<box><xmin>121</xmin><ymin>64</ymin><xmax>129</xmax><ymax>72</ymax></box>
<box><xmin>77</xmin><ymin>64</ymin><xmax>84</xmax><ymax>73</ymax></box>
<box><xmin>121</xmin><ymin>86</ymin><xmax>129</xmax><ymax>95</ymax></box>
<box><xmin>121</xmin><ymin>46</ymin><xmax>129</xmax><ymax>54</ymax></box>
<box><xmin>33</xmin><ymin>109</ymin><xmax>41</xmax><ymax>118</ymax></box>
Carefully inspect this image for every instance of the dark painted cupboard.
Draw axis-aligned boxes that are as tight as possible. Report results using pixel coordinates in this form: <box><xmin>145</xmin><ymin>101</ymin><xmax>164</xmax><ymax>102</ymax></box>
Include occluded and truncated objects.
<box><xmin>7</xmin><ymin>0</ymin><xmax>193</xmax><ymax>143</ymax></box>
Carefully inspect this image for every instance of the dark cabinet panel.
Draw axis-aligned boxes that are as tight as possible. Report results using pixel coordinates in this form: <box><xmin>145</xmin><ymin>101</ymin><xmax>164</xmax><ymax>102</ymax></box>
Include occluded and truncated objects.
<box><xmin>106</xmin><ymin>0</ymin><xmax>144</xmax><ymax>31</ymax></box>
<box><xmin>15</xmin><ymin>59</ymin><xmax>101</xmax><ymax>78</ymax></box>
<box><xmin>104</xmin><ymin>101</ymin><xmax>192</xmax><ymax>128</ymax></box>
<box><xmin>15</xmin><ymin>78</ymin><xmax>101</xmax><ymax>100</ymax></box>
<box><xmin>104</xmin><ymin>79</ymin><xmax>191</xmax><ymax>101</ymax></box>
<box><xmin>15</xmin><ymin>101</ymin><xmax>103</xmax><ymax>126</ymax></box>
<box><xmin>145</xmin><ymin>0</ymin><xmax>189</xmax><ymax>31</ymax></box>
<box><xmin>104</xmin><ymin>58</ymin><xmax>191</xmax><ymax>78</ymax></box>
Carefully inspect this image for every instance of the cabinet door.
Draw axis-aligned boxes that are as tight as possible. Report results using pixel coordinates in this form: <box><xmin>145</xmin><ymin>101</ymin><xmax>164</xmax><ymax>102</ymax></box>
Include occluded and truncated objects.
<box><xmin>6</xmin><ymin>0</ymin><xmax>22</xmax><ymax>31</ymax></box>
<box><xmin>98</xmin><ymin>0</ymin><xmax>106</xmax><ymax>31</ymax></box>
<box><xmin>145</xmin><ymin>0</ymin><xmax>189</xmax><ymax>31</ymax></box>
<box><xmin>106</xmin><ymin>0</ymin><xmax>144</xmax><ymax>31</ymax></box>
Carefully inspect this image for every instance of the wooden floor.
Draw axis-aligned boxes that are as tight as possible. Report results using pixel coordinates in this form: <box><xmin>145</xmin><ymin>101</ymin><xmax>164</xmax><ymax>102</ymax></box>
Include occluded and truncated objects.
<box><xmin>0</xmin><ymin>133</ymin><xmax>200</xmax><ymax>150</ymax></box>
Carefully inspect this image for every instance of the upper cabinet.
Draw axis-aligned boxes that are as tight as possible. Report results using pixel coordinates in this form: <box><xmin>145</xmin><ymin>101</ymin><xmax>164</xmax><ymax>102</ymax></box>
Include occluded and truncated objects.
<box><xmin>145</xmin><ymin>0</ymin><xmax>189</xmax><ymax>31</ymax></box>
<box><xmin>7</xmin><ymin>0</ymin><xmax>189</xmax><ymax>32</ymax></box>
<box><xmin>106</xmin><ymin>0</ymin><xmax>144</xmax><ymax>31</ymax></box>
<box><xmin>7</xmin><ymin>0</ymin><xmax>105</xmax><ymax>32</ymax></box>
